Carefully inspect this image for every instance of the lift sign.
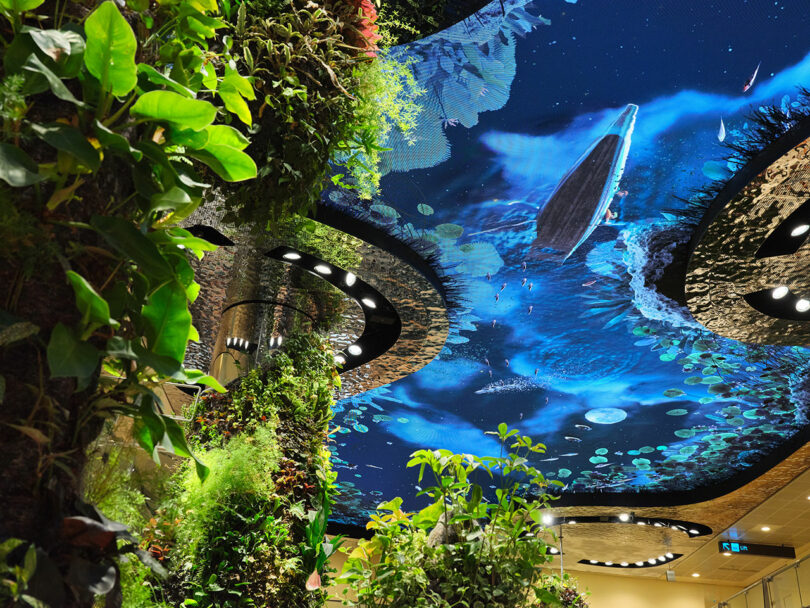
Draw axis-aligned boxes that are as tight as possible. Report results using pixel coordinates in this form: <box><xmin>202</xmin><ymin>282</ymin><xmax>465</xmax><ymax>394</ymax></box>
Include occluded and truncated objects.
<box><xmin>718</xmin><ymin>541</ymin><xmax>795</xmax><ymax>559</ymax></box>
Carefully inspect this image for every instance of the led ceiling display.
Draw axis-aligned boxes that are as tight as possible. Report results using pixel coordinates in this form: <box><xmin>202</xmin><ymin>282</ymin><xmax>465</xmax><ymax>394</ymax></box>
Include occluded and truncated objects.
<box><xmin>324</xmin><ymin>0</ymin><xmax>810</xmax><ymax>528</ymax></box>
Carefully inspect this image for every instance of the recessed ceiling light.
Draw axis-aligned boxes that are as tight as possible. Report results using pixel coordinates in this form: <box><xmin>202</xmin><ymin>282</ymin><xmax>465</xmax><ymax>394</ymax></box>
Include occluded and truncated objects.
<box><xmin>568</xmin><ymin>520</ymin><xmax>576</xmax><ymax>525</ymax></box>
<box><xmin>772</xmin><ymin>285</ymin><xmax>789</xmax><ymax>299</ymax></box>
<box><xmin>654</xmin><ymin>522</ymin><xmax>662</xmax><ymax>527</ymax></box>
<box><xmin>689</xmin><ymin>529</ymin><xmax>699</xmax><ymax>535</ymax></box>
<box><xmin>637</xmin><ymin>521</ymin><xmax>647</xmax><ymax>526</ymax></box>
<box><xmin>723</xmin><ymin>552</ymin><xmax>731</xmax><ymax>557</ymax></box>
<box><xmin>618</xmin><ymin>513</ymin><xmax>630</xmax><ymax>522</ymax></box>
<box><xmin>796</xmin><ymin>299</ymin><xmax>810</xmax><ymax>312</ymax></box>
<box><xmin>620</xmin><ymin>562</ymin><xmax>629</xmax><ymax>567</ymax></box>
<box><xmin>635</xmin><ymin>561</ymin><xmax>644</xmax><ymax>566</ymax></box>
<box><xmin>347</xmin><ymin>344</ymin><xmax>362</xmax><ymax>356</ymax></box>
<box><xmin>761</xmin><ymin>526</ymin><xmax>771</xmax><ymax>532</ymax></box>
<box><xmin>790</xmin><ymin>224</ymin><xmax>809</xmax><ymax>237</ymax></box>
<box><xmin>589</xmin><ymin>560</ymin><xmax>598</xmax><ymax>564</ymax></box>
<box><xmin>282</xmin><ymin>252</ymin><xmax>301</xmax><ymax>260</ymax></box>
<box><xmin>314</xmin><ymin>264</ymin><xmax>332</xmax><ymax>275</ymax></box>
<box><xmin>665</xmin><ymin>552</ymin><xmax>674</xmax><ymax>559</ymax></box>
<box><xmin>692</xmin><ymin>573</ymin><xmax>700</xmax><ymax>578</ymax></box>
<box><xmin>658</xmin><ymin>555</ymin><xmax>666</xmax><ymax>562</ymax></box>
<box><xmin>648</xmin><ymin>558</ymin><xmax>657</xmax><ymax>565</ymax></box>
<box><xmin>345</xmin><ymin>272</ymin><xmax>357</xmax><ymax>286</ymax></box>
<box><xmin>360</xmin><ymin>297</ymin><xmax>376</xmax><ymax>309</ymax></box>
<box><xmin>671</xmin><ymin>525</ymin><xmax>679</xmax><ymax>531</ymax></box>
<box><xmin>605</xmin><ymin>561</ymin><xmax>613</xmax><ymax>566</ymax></box>
<box><xmin>549</xmin><ymin>547</ymin><xmax>559</xmax><ymax>554</ymax></box>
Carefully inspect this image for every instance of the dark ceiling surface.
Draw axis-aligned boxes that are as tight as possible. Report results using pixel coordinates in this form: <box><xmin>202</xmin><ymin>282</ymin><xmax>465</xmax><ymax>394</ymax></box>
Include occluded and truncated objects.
<box><xmin>325</xmin><ymin>0</ymin><xmax>810</xmax><ymax>527</ymax></box>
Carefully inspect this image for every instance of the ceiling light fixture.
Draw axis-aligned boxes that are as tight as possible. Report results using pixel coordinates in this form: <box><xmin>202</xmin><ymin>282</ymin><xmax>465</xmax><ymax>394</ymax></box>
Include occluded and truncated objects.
<box><xmin>604</xmin><ymin>562</ymin><xmax>613</xmax><ymax>566</ymax></box>
<box><xmin>761</xmin><ymin>526</ymin><xmax>771</xmax><ymax>532</ymax></box>
<box><xmin>345</xmin><ymin>272</ymin><xmax>357</xmax><ymax>287</ymax></box>
<box><xmin>347</xmin><ymin>344</ymin><xmax>362</xmax><ymax>356</ymax></box>
<box><xmin>282</xmin><ymin>252</ymin><xmax>301</xmax><ymax>260</ymax></box>
<box><xmin>361</xmin><ymin>297</ymin><xmax>377</xmax><ymax>309</ymax></box>
<box><xmin>549</xmin><ymin>548</ymin><xmax>559</xmax><ymax>554</ymax></box>
<box><xmin>692</xmin><ymin>573</ymin><xmax>700</xmax><ymax>578</ymax></box>
<box><xmin>589</xmin><ymin>560</ymin><xmax>598</xmax><ymax>564</ymax></box>
<box><xmin>568</xmin><ymin>520</ymin><xmax>577</xmax><ymax>525</ymax></box>
<box><xmin>791</xmin><ymin>224</ymin><xmax>810</xmax><ymax>237</ymax></box>
<box><xmin>665</xmin><ymin>552</ymin><xmax>674</xmax><ymax>559</ymax></box>
<box><xmin>334</xmin><ymin>355</ymin><xmax>346</xmax><ymax>365</ymax></box>
<box><xmin>637</xmin><ymin>521</ymin><xmax>647</xmax><ymax>526</ymax></box>
<box><xmin>796</xmin><ymin>299</ymin><xmax>810</xmax><ymax>312</ymax></box>
<box><xmin>772</xmin><ymin>285</ymin><xmax>789</xmax><ymax>299</ymax></box>
<box><xmin>635</xmin><ymin>561</ymin><xmax>644</xmax><ymax>567</ymax></box>
<box><xmin>620</xmin><ymin>562</ymin><xmax>629</xmax><ymax>567</ymax></box>
<box><xmin>723</xmin><ymin>552</ymin><xmax>731</xmax><ymax>557</ymax></box>
<box><xmin>689</xmin><ymin>529</ymin><xmax>699</xmax><ymax>535</ymax></box>
<box><xmin>542</xmin><ymin>514</ymin><xmax>554</xmax><ymax>526</ymax></box>
<box><xmin>648</xmin><ymin>558</ymin><xmax>657</xmax><ymax>565</ymax></box>
<box><xmin>618</xmin><ymin>513</ymin><xmax>630</xmax><ymax>522</ymax></box>
<box><xmin>314</xmin><ymin>264</ymin><xmax>332</xmax><ymax>275</ymax></box>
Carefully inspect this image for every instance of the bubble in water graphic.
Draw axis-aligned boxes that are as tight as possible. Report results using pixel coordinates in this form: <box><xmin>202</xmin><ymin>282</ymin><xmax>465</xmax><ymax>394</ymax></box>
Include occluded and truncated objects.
<box><xmin>584</xmin><ymin>408</ymin><xmax>628</xmax><ymax>425</ymax></box>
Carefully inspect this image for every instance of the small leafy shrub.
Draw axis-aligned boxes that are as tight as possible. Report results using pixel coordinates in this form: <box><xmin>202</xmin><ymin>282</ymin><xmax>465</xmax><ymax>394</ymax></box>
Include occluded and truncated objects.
<box><xmin>338</xmin><ymin>424</ymin><xmax>588</xmax><ymax>608</ymax></box>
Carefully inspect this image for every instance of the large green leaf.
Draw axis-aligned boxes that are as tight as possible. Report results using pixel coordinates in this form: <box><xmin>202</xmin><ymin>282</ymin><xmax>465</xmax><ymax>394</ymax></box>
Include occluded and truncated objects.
<box><xmin>84</xmin><ymin>1</ymin><xmax>137</xmax><ymax>96</ymax></box>
<box><xmin>149</xmin><ymin>186</ymin><xmax>191</xmax><ymax>213</ymax></box>
<box><xmin>218</xmin><ymin>73</ymin><xmax>252</xmax><ymax>125</ymax></box>
<box><xmin>47</xmin><ymin>323</ymin><xmax>101</xmax><ymax>380</ymax></box>
<box><xmin>93</xmin><ymin>121</ymin><xmax>143</xmax><ymax>161</ymax></box>
<box><xmin>189</xmin><ymin>125</ymin><xmax>256</xmax><ymax>182</ymax></box>
<box><xmin>24</xmin><ymin>27</ymin><xmax>85</xmax><ymax>78</ymax></box>
<box><xmin>141</xmin><ymin>281</ymin><xmax>191</xmax><ymax>363</ymax></box>
<box><xmin>0</xmin><ymin>0</ymin><xmax>44</xmax><ymax>12</ymax></box>
<box><xmin>130</xmin><ymin>91</ymin><xmax>216</xmax><ymax>131</ymax></box>
<box><xmin>30</xmin><ymin>123</ymin><xmax>100</xmax><ymax>171</ymax></box>
<box><xmin>65</xmin><ymin>270</ymin><xmax>115</xmax><ymax>329</ymax></box>
<box><xmin>0</xmin><ymin>143</ymin><xmax>43</xmax><ymax>186</ymax></box>
<box><xmin>136</xmin><ymin>64</ymin><xmax>194</xmax><ymax>98</ymax></box>
<box><xmin>163</xmin><ymin>417</ymin><xmax>209</xmax><ymax>481</ymax></box>
<box><xmin>90</xmin><ymin>216</ymin><xmax>174</xmax><ymax>285</ymax></box>
<box><xmin>22</xmin><ymin>54</ymin><xmax>85</xmax><ymax>106</ymax></box>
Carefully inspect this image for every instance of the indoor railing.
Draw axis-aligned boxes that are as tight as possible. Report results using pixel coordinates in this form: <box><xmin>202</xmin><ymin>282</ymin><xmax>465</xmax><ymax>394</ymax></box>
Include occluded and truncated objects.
<box><xmin>717</xmin><ymin>552</ymin><xmax>810</xmax><ymax>608</ymax></box>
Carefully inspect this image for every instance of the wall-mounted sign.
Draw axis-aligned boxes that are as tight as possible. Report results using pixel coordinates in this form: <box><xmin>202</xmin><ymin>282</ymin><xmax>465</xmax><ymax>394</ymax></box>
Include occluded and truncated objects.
<box><xmin>718</xmin><ymin>541</ymin><xmax>796</xmax><ymax>559</ymax></box>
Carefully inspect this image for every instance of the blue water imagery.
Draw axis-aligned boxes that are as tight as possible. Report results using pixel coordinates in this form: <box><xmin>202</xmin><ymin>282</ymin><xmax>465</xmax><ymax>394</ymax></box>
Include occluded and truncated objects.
<box><xmin>326</xmin><ymin>0</ymin><xmax>810</xmax><ymax>525</ymax></box>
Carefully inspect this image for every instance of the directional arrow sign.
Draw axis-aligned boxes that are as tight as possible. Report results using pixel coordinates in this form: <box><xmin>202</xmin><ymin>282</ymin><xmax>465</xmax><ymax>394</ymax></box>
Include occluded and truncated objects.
<box><xmin>718</xmin><ymin>541</ymin><xmax>795</xmax><ymax>559</ymax></box>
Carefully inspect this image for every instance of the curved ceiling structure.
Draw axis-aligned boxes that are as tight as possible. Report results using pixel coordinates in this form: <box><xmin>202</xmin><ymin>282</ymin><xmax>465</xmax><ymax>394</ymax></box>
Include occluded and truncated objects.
<box><xmin>324</xmin><ymin>0</ymin><xmax>810</xmax><ymax>530</ymax></box>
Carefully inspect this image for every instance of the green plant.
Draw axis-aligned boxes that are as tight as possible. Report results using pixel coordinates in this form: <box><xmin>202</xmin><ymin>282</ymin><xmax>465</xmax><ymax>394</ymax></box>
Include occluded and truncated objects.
<box><xmin>147</xmin><ymin>332</ymin><xmax>341</xmax><ymax>607</ymax></box>
<box><xmin>339</xmin><ymin>50</ymin><xmax>424</xmax><ymax>199</ymax></box>
<box><xmin>338</xmin><ymin>423</ymin><xmax>586</xmax><ymax>608</ymax></box>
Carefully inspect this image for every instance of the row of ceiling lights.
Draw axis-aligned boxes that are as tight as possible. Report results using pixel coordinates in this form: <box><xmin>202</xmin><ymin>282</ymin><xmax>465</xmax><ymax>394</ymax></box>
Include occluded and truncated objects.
<box><xmin>540</xmin><ymin>513</ymin><xmax>704</xmax><ymax>537</ymax></box>
<box><xmin>770</xmin><ymin>223</ymin><xmax>810</xmax><ymax>310</ymax></box>
<box><xmin>584</xmin><ymin>552</ymin><xmax>677</xmax><ymax>569</ymax></box>
<box><xmin>281</xmin><ymin>251</ymin><xmax>377</xmax><ymax>366</ymax></box>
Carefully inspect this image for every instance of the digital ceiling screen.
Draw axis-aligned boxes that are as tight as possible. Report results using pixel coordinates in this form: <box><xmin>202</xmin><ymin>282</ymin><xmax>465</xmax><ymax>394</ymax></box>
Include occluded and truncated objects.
<box><xmin>326</xmin><ymin>0</ymin><xmax>810</xmax><ymax>527</ymax></box>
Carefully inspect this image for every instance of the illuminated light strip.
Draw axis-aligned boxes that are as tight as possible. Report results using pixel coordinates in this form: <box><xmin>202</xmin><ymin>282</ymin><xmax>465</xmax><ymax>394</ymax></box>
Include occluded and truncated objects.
<box><xmin>266</xmin><ymin>247</ymin><xmax>402</xmax><ymax>373</ymax></box>
<box><xmin>538</xmin><ymin>514</ymin><xmax>712</xmax><ymax>537</ymax></box>
<box><xmin>578</xmin><ymin>553</ymin><xmax>684</xmax><ymax>569</ymax></box>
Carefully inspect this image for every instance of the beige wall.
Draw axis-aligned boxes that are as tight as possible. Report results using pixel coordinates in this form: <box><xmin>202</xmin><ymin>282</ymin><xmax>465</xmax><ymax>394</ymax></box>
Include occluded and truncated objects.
<box><xmin>565</xmin><ymin>569</ymin><xmax>742</xmax><ymax>608</ymax></box>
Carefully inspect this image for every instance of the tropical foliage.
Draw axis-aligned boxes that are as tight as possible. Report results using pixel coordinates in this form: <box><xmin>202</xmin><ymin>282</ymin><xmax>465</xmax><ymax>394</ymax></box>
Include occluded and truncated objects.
<box><xmin>79</xmin><ymin>332</ymin><xmax>342</xmax><ymax>608</ymax></box>
<box><xmin>337</xmin><ymin>424</ymin><xmax>588</xmax><ymax>608</ymax></box>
